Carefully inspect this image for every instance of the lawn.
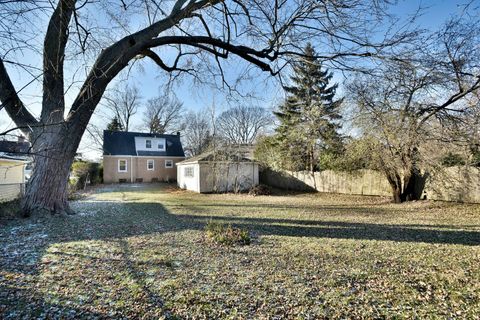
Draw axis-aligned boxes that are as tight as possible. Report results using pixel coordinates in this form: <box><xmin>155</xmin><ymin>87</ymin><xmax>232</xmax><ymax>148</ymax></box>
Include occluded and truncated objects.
<box><xmin>1</xmin><ymin>183</ymin><xmax>479</xmax><ymax>319</ymax></box>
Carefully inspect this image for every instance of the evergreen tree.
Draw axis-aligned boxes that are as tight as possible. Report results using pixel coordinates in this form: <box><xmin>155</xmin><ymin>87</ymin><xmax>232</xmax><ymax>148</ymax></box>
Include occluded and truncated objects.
<box><xmin>107</xmin><ymin>116</ymin><xmax>124</xmax><ymax>131</ymax></box>
<box><xmin>275</xmin><ymin>43</ymin><xmax>343</xmax><ymax>172</ymax></box>
<box><xmin>149</xmin><ymin>114</ymin><xmax>165</xmax><ymax>134</ymax></box>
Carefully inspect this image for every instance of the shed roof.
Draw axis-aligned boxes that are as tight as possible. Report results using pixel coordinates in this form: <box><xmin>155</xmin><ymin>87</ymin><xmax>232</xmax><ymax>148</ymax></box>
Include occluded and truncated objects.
<box><xmin>177</xmin><ymin>150</ymin><xmax>256</xmax><ymax>165</ymax></box>
<box><xmin>0</xmin><ymin>152</ymin><xmax>28</xmax><ymax>162</ymax></box>
<box><xmin>0</xmin><ymin>140</ymin><xmax>31</xmax><ymax>161</ymax></box>
<box><xmin>103</xmin><ymin>130</ymin><xmax>185</xmax><ymax>157</ymax></box>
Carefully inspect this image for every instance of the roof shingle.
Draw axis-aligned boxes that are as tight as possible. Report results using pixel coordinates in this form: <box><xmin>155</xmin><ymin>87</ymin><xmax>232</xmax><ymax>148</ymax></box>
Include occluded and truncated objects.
<box><xmin>103</xmin><ymin>130</ymin><xmax>185</xmax><ymax>157</ymax></box>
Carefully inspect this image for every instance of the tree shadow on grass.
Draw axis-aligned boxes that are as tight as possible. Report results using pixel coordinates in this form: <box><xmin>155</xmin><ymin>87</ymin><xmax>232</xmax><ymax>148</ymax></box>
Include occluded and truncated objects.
<box><xmin>175</xmin><ymin>213</ymin><xmax>480</xmax><ymax>246</ymax></box>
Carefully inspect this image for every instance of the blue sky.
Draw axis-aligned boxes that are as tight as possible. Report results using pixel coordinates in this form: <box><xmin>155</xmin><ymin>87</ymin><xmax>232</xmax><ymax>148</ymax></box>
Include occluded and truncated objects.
<box><xmin>0</xmin><ymin>0</ymin><xmax>476</xmax><ymax>159</ymax></box>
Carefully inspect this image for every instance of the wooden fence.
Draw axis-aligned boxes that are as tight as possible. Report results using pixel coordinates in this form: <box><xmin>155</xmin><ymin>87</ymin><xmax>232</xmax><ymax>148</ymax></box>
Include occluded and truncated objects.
<box><xmin>260</xmin><ymin>167</ymin><xmax>480</xmax><ymax>203</ymax></box>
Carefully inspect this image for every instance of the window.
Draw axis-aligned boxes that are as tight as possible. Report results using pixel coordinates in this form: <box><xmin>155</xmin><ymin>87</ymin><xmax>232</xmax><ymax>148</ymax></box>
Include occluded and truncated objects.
<box><xmin>118</xmin><ymin>159</ymin><xmax>127</xmax><ymax>172</ymax></box>
<box><xmin>165</xmin><ymin>160</ymin><xmax>173</xmax><ymax>168</ymax></box>
<box><xmin>184</xmin><ymin>166</ymin><xmax>194</xmax><ymax>177</ymax></box>
<box><xmin>158</xmin><ymin>142</ymin><xmax>164</xmax><ymax>149</ymax></box>
<box><xmin>146</xmin><ymin>139</ymin><xmax>152</xmax><ymax>148</ymax></box>
<box><xmin>147</xmin><ymin>159</ymin><xmax>154</xmax><ymax>170</ymax></box>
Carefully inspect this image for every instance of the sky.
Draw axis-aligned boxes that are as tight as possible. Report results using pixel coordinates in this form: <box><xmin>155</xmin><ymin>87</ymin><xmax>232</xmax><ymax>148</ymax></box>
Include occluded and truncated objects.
<box><xmin>0</xmin><ymin>0</ymin><xmax>476</xmax><ymax>160</ymax></box>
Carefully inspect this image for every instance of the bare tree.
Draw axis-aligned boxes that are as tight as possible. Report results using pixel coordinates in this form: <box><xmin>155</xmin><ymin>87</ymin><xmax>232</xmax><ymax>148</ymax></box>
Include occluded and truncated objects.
<box><xmin>0</xmin><ymin>0</ymin><xmax>424</xmax><ymax>215</ymax></box>
<box><xmin>349</xmin><ymin>60</ymin><xmax>478</xmax><ymax>202</ymax></box>
<box><xmin>341</xmin><ymin>14</ymin><xmax>480</xmax><ymax>203</ymax></box>
<box><xmin>181</xmin><ymin>109</ymin><xmax>212</xmax><ymax>156</ymax></box>
<box><xmin>104</xmin><ymin>85</ymin><xmax>140</xmax><ymax>132</ymax></box>
<box><xmin>143</xmin><ymin>94</ymin><xmax>183</xmax><ymax>134</ymax></box>
<box><xmin>217</xmin><ymin>105</ymin><xmax>273</xmax><ymax>145</ymax></box>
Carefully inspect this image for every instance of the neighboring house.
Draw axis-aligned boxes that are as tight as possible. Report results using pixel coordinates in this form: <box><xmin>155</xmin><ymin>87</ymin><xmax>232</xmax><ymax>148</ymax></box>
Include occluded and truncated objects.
<box><xmin>103</xmin><ymin>130</ymin><xmax>185</xmax><ymax>183</ymax></box>
<box><xmin>0</xmin><ymin>139</ymin><xmax>31</xmax><ymax>202</ymax></box>
<box><xmin>176</xmin><ymin>150</ymin><xmax>259</xmax><ymax>193</ymax></box>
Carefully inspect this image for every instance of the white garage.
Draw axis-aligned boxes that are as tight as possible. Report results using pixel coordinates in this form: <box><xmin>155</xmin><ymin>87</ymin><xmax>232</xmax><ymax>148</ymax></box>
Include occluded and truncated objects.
<box><xmin>176</xmin><ymin>151</ymin><xmax>259</xmax><ymax>193</ymax></box>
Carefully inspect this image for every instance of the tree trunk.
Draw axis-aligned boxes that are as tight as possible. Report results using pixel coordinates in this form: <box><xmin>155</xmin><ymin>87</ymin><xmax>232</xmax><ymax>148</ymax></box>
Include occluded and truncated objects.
<box><xmin>401</xmin><ymin>168</ymin><xmax>419</xmax><ymax>201</ymax></box>
<box><xmin>309</xmin><ymin>146</ymin><xmax>317</xmax><ymax>190</ymax></box>
<box><xmin>385</xmin><ymin>169</ymin><xmax>403</xmax><ymax>203</ymax></box>
<box><xmin>21</xmin><ymin>129</ymin><xmax>78</xmax><ymax>216</ymax></box>
<box><xmin>391</xmin><ymin>185</ymin><xmax>402</xmax><ymax>204</ymax></box>
<box><xmin>386</xmin><ymin>167</ymin><xmax>420</xmax><ymax>203</ymax></box>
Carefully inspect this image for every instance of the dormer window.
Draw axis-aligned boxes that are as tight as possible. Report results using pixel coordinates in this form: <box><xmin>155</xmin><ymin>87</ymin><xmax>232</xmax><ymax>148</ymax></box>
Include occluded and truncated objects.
<box><xmin>135</xmin><ymin>137</ymin><xmax>166</xmax><ymax>151</ymax></box>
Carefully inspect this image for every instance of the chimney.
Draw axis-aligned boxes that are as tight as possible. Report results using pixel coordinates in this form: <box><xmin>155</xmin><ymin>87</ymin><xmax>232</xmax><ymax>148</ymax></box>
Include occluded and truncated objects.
<box><xmin>18</xmin><ymin>135</ymin><xmax>25</xmax><ymax>143</ymax></box>
<box><xmin>176</xmin><ymin>131</ymin><xmax>180</xmax><ymax>136</ymax></box>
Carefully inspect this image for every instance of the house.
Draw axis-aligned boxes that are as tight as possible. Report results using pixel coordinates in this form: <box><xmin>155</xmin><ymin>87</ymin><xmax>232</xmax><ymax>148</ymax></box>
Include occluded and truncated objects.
<box><xmin>176</xmin><ymin>150</ymin><xmax>259</xmax><ymax>193</ymax></box>
<box><xmin>103</xmin><ymin>130</ymin><xmax>185</xmax><ymax>183</ymax></box>
<box><xmin>0</xmin><ymin>139</ymin><xmax>30</xmax><ymax>202</ymax></box>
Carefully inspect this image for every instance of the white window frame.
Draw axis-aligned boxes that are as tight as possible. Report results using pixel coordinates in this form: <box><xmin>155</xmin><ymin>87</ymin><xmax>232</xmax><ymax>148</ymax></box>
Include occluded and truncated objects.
<box><xmin>165</xmin><ymin>160</ymin><xmax>173</xmax><ymax>168</ymax></box>
<box><xmin>184</xmin><ymin>166</ymin><xmax>194</xmax><ymax>177</ymax></box>
<box><xmin>147</xmin><ymin>159</ymin><xmax>154</xmax><ymax>171</ymax></box>
<box><xmin>145</xmin><ymin>139</ymin><xmax>152</xmax><ymax>149</ymax></box>
<box><xmin>118</xmin><ymin>159</ymin><xmax>128</xmax><ymax>172</ymax></box>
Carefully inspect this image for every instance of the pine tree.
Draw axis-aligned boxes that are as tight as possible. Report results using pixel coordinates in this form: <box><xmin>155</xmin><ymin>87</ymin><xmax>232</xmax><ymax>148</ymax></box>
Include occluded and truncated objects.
<box><xmin>149</xmin><ymin>114</ymin><xmax>165</xmax><ymax>134</ymax></box>
<box><xmin>275</xmin><ymin>43</ymin><xmax>343</xmax><ymax>172</ymax></box>
<box><xmin>107</xmin><ymin>116</ymin><xmax>124</xmax><ymax>131</ymax></box>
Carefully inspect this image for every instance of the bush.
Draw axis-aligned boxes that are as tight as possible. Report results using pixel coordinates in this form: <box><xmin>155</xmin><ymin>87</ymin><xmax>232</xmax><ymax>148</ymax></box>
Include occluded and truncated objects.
<box><xmin>248</xmin><ymin>184</ymin><xmax>272</xmax><ymax>196</ymax></box>
<box><xmin>205</xmin><ymin>221</ymin><xmax>251</xmax><ymax>246</ymax></box>
<box><xmin>70</xmin><ymin>161</ymin><xmax>103</xmax><ymax>191</ymax></box>
<box><xmin>0</xmin><ymin>200</ymin><xmax>21</xmax><ymax>220</ymax></box>
<box><xmin>441</xmin><ymin>152</ymin><xmax>466</xmax><ymax>167</ymax></box>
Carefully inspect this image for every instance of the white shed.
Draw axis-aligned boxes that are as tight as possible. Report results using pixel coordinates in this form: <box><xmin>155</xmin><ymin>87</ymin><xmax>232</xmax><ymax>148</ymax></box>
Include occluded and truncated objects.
<box><xmin>176</xmin><ymin>151</ymin><xmax>259</xmax><ymax>193</ymax></box>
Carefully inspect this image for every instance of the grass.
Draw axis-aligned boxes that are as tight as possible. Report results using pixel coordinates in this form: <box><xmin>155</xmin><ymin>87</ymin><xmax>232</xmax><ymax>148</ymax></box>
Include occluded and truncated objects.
<box><xmin>0</xmin><ymin>183</ymin><xmax>479</xmax><ymax>319</ymax></box>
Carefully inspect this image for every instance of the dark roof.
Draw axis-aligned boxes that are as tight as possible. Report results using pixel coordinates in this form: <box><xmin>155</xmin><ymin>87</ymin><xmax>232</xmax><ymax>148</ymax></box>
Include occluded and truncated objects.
<box><xmin>0</xmin><ymin>140</ymin><xmax>30</xmax><ymax>154</ymax></box>
<box><xmin>0</xmin><ymin>140</ymin><xmax>31</xmax><ymax>162</ymax></box>
<box><xmin>103</xmin><ymin>130</ymin><xmax>185</xmax><ymax>157</ymax></box>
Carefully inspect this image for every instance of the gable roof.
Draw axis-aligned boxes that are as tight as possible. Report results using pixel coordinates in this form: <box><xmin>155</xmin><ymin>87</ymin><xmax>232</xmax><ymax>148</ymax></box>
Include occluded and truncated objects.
<box><xmin>103</xmin><ymin>130</ymin><xmax>185</xmax><ymax>157</ymax></box>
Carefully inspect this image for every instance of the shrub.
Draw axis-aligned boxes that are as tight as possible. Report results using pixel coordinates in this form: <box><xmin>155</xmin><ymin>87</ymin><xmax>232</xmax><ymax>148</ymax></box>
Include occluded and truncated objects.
<box><xmin>441</xmin><ymin>152</ymin><xmax>466</xmax><ymax>167</ymax></box>
<box><xmin>70</xmin><ymin>160</ymin><xmax>103</xmax><ymax>191</ymax></box>
<box><xmin>0</xmin><ymin>200</ymin><xmax>20</xmax><ymax>220</ymax></box>
<box><xmin>205</xmin><ymin>221</ymin><xmax>251</xmax><ymax>246</ymax></box>
<box><xmin>248</xmin><ymin>184</ymin><xmax>272</xmax><ymax>196</ymax></box>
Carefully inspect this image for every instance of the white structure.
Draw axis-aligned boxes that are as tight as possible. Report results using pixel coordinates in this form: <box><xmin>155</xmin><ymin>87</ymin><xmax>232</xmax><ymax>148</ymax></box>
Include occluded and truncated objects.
<box><xmin>0</xmin><ymin>153</ymin><xmax>27</xmax><ymax>202</ymax></box>
<box><xmin>176</xmin><ymin>151</ymin><xmax>259</xmax><ymax>193</ymax></box>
